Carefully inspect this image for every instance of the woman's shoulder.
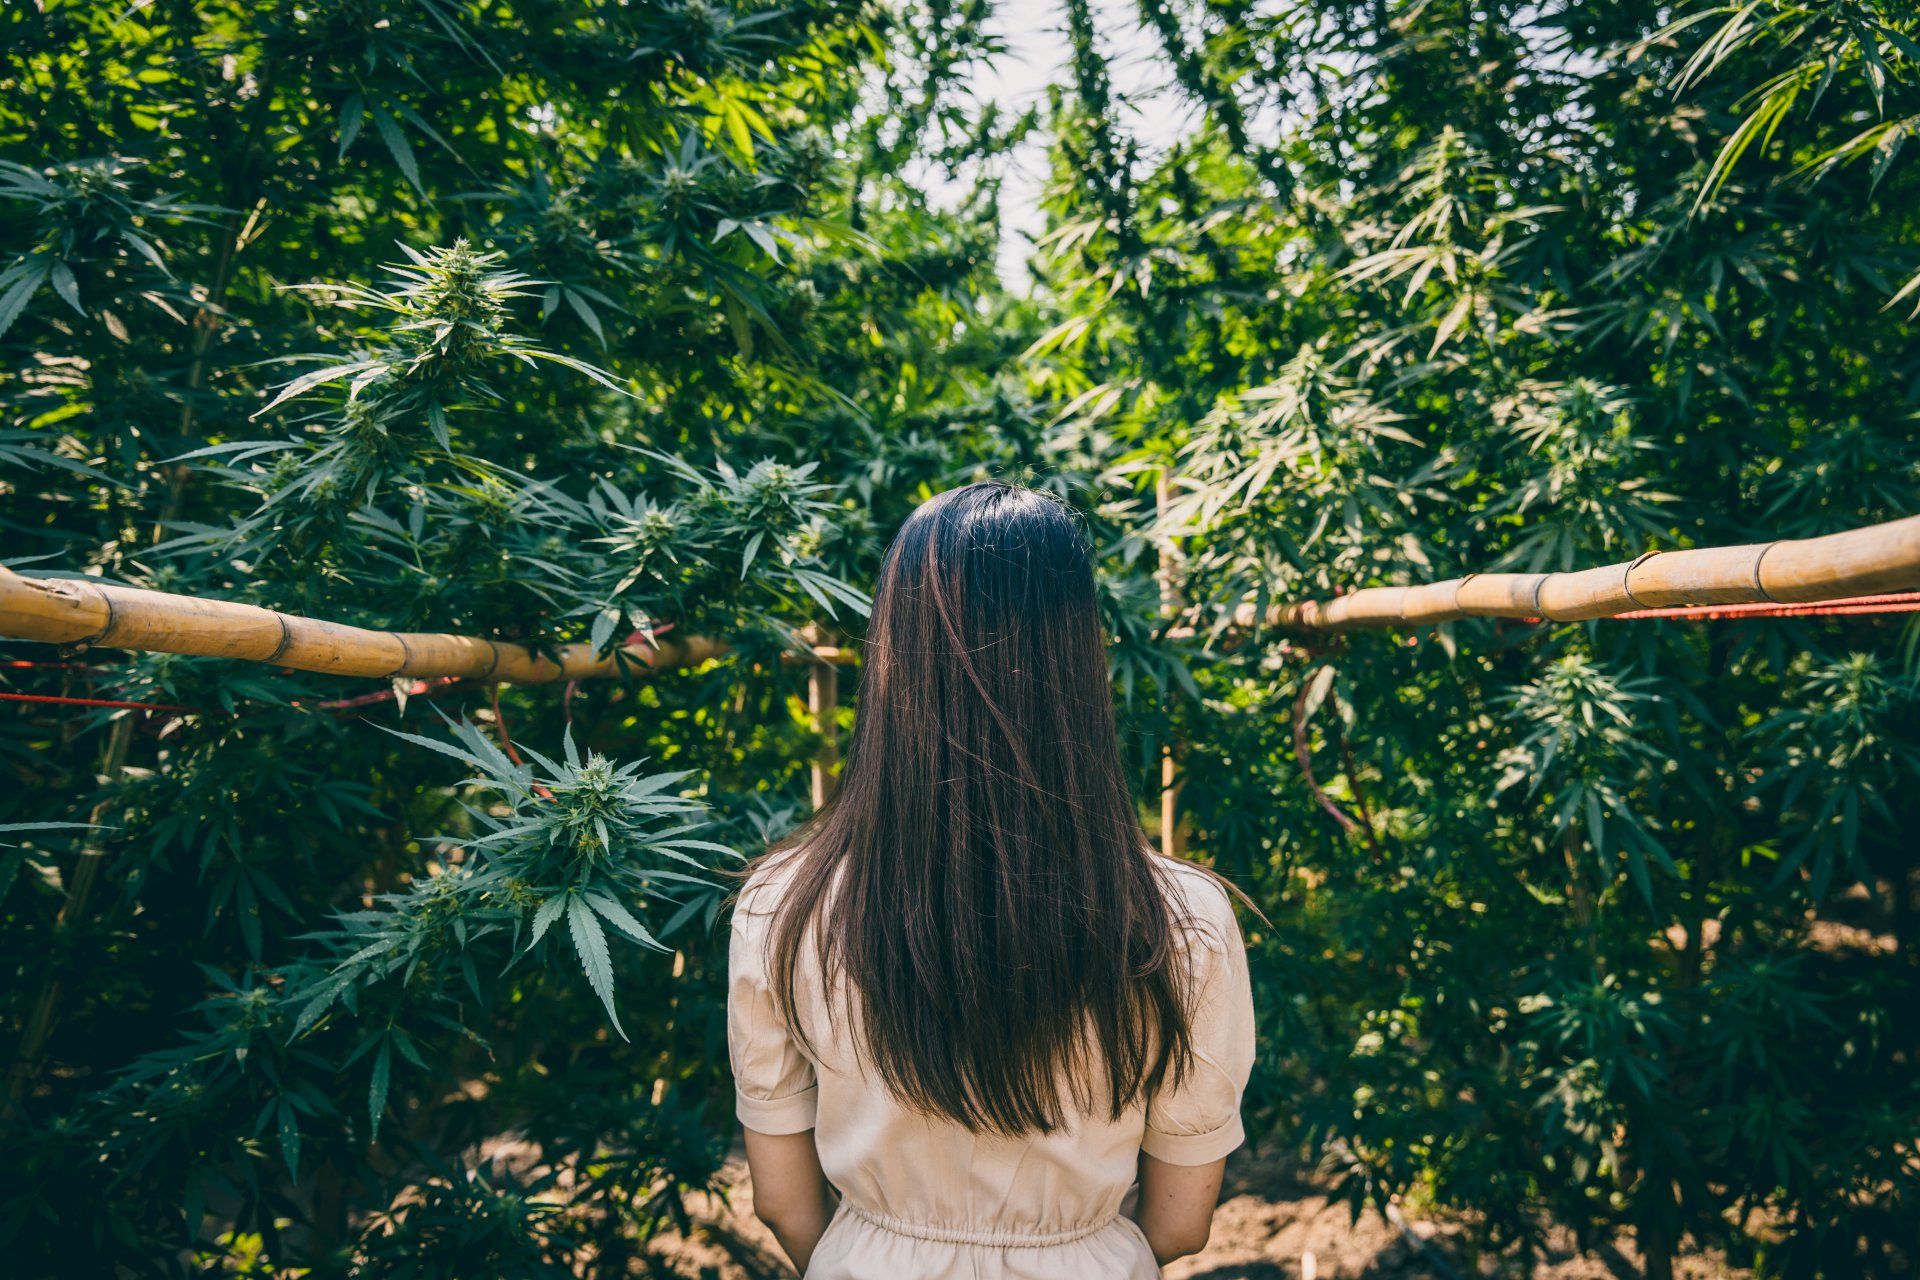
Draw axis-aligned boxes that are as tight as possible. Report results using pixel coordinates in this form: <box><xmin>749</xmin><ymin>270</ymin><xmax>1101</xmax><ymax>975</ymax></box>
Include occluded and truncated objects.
<box><xmin>734</xmin><ymin>846</ymin><xmax>809</xmax><ymax>921</ymax></box>
<box><xmin>1150</xmin><ymin>854</ymin><xmax>1241</xmax><ymax>954</ymax></box>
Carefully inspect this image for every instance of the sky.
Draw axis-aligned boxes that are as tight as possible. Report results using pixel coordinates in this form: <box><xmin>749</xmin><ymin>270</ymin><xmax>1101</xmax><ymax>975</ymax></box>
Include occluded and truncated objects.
<box><xmin>912</xmin><ymin>0</ymin><xmax>1207</xmax><ymax>287</ymax></box>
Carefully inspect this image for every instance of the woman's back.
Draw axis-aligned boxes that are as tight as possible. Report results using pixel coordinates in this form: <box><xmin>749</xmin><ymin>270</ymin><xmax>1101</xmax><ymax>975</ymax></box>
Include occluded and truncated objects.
<box><xmin>730</xmin><ymin>851</ymin><xmax>1254</xmax><ymax>1278</ymax></box>
<box><xmin>725</xmin><ymin>481</ymin><xmax>1257</xmax><ymax>1277</ymax></box>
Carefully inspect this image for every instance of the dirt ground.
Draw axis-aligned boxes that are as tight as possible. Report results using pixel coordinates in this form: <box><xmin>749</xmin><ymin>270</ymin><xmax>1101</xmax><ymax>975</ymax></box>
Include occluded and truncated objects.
<box><xmin>638</xmin><ymin>1147</ymin><xmax>1751</xmax><ymax>1280</ymax></box>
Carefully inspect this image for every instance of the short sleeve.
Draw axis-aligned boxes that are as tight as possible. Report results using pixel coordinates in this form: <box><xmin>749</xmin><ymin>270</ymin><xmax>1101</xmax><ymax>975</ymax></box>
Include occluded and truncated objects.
<box><xmin>727</xmin><ymin>886</ymin><xmax>819</xmax><ymax>1134</ymax></box>
<box><xmin>1142</xmin><ymin>878</ymin><xmax>1256</xmax><ymax>1165</ymax></box>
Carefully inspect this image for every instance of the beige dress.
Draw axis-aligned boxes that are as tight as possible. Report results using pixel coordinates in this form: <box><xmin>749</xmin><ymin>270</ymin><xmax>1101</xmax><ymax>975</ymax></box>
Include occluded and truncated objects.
<box><xmin>727</xmin><ymin>856</ymin><xmax>1256</xmax><ymax>1279</ymax></box>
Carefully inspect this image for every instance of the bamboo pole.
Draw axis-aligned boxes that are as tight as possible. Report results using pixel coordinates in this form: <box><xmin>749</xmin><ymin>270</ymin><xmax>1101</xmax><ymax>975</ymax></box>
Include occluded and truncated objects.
<box><xmin>0</xmin><ymin>565</ymin><xmax>757</xmax><ymax>683</ymax></box>
<box><xmin>1250</xmin><ymin>514</ymin><xmax>1920</xmax><ymax>631</ymax></box>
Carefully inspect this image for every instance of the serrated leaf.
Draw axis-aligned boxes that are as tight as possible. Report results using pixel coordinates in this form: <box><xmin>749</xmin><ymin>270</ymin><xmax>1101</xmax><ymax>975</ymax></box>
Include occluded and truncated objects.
<box><xmin>372</xmin><ymin>107</ymin><xmax>422</xmax><ymax>194</ymax></box>
<box><xmin>567</xmin><ymin>896</ymin><xmax>625</xmax><ymax>1039</ymax></box>
<box><xmin>530</xmin><ymin>893</ymin><xmax>567</xmax><ymax>946</ymax></box>
<box><xmin>368</xmin><ymin>1039</ymin><xmax>392</xmax><ymax>1143</ymax></box>
<box><xmin>583</xmin><ymin>890</ymin><xmax>664</xmax><ymax>951</ymax></box>
<box><xmin>48</xmin><ymin>261</ymin><xmax>82</xmax><ymax>316</ymax></box>
<box><xmin>277</xmin><ymin>1100</ymin><xmax>301</xmax><ymax>1180</ymax></box>
<box><xmin>0</xmin><ymin>263</ymin><xmax>49</xmax><ymax>337</ymax></box>
<box><xmin>338</xmin><ymin>93</ymin><xmax>366</xmax><ymax>160</ymax></box>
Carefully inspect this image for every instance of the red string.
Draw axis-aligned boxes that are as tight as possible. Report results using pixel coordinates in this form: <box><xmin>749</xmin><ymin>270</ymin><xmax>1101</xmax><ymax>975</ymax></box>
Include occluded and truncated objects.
<box><xmin>0</xmin><ymin>691</ymin><xmax>201</xmax><ymax>714</ymax></box>
<box><xmin>2</xmin><ymin>621</ymin><xmax>679</xmax><ymax>729</ymax></box>
<box><xmin>317</xmin><ymin>677</ymin><xmax>469</xmax><ymax>711</ymax></box>
<box><xmin>1606</xmin><ymin>592</ymin><xmax>1920</xmax><ymax>621</ymax></box>
<box><xmin>0</xmin><ymin>677</ymin><xmax>484</xmax><ymax>719</ymax></box>
<box><xmin>1510</xmin><ymin>592</ymin><xmax>1920</xmax><ymax>624</ymax></box>
<box><xmin>487</xmin><ymin>683</ymin><xmax>527</xmax><ymax>768</ymax></box>
<box><xmin>2</xmin><ymin>632</ymin><xmax>675</xmax><ymax>722</ymax></box>
<box><xmin>486</xmin><ymin>683</ymin><xmax>555</xmax><ymax>800</ymax></box>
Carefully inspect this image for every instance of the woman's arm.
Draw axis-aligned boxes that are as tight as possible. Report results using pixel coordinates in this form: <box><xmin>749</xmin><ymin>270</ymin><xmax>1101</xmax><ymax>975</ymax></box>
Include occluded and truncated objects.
<box><xmin>1131</xmin><ymin>1151</ymin><xmax>1226</xmax><ymax>1266</ymax></box>
<box><xmin>742</xmin><ymin>1125</ymin><xmax>837</xmax><ymax>1273</ymax></box>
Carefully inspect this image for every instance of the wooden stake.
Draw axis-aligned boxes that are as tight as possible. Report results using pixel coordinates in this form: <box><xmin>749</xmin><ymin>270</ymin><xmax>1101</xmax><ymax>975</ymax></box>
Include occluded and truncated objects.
<box><xmin>803</xmin><ymin>625</ymin><xmax>839</xmax><ymax>810</ymax></box>
<box><xmin>5</xmin><ymin>715</ymin><xmax>134</xmax><ymax>1112</ymax></box>
<box><xmin>808</xmin><ymin>656</ymin><xmax>838</xmax><ymax>810</ymax></box>
<box><xmin>1156</xmin><ymin>470</ymin><xmax>1186</xmax><ymax>856</ymax></box>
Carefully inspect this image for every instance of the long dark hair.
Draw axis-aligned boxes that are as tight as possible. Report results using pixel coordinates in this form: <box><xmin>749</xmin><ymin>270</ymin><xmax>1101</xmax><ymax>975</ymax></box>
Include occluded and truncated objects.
<box><xmin>754</xmin><ymin>480</ymin><xmax>1196</xmax><ymax>1135</ymax></box>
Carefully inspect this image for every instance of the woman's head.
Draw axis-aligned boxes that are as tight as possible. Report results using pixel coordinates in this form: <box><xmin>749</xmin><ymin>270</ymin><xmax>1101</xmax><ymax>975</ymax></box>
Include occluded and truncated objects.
<box><xmin>759</xmin><ymin>479</ymin><xmax>1192</xmax><ymax>1134</ymax></box>
<box><xmin>861</xmin><ymin>481</ymin><xmax>1109</xmax><ymax>791</ymax></box>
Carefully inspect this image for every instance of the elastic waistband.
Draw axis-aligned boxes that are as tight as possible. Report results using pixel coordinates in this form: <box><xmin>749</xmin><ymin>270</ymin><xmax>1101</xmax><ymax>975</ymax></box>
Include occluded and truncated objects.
<box><xmin>842</xmin><ymin>1202</ymin><xmax>1119</xmax><ymax>1248</ymax></box>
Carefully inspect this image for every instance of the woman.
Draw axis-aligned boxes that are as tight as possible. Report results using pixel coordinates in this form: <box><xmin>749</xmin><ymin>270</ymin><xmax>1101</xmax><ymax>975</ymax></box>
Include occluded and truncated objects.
<box><xmin>728</xmin><ymin>481</ymin><xmax>1255</xmax><ymax>1278</ymax></box>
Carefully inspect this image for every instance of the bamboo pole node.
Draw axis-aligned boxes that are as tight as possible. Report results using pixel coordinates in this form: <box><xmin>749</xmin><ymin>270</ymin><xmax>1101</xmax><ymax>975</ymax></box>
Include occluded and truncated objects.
<box><xmin>78</xmin><ymin>582</ymin><xmax>115</xmax><ymax>648</ymax></box>
<box><xmin>1751</xmin><ymin>540</ymin><xmax>1782</xmax><ymax>603</ymax></box>
<box><xmin>1529</xmin><ymin>573</ymin><xmax>1547</xmax><ymax>618</ymax></box>
<box><xmin>1620</xmin><ymin>551</ymin><xmax>1659</xmax><ymax>610</ymax></box>
<box><xmin>266</xmin><ymin>614</ymin><xmax>294</xmax><ymax>663</ymax></box>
